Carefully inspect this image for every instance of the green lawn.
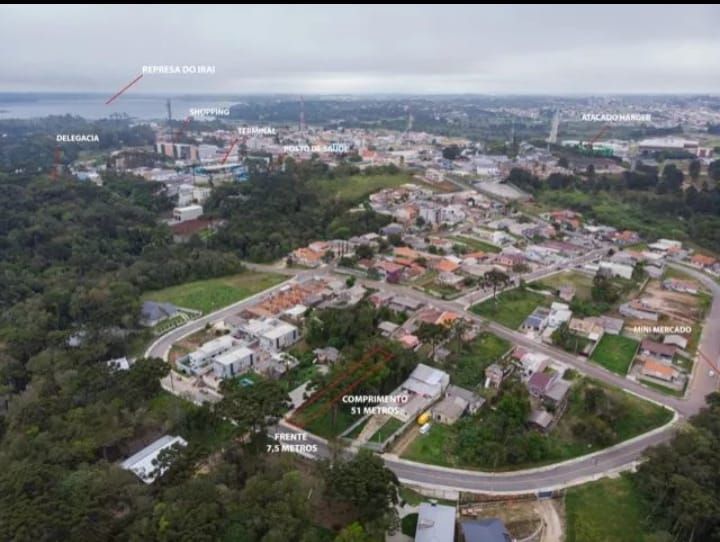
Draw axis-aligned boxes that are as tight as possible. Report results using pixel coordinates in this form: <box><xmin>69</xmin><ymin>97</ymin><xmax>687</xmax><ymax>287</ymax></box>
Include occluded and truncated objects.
<box><xmin>449</xmin><ymin>235</ymin><xmax>502</xmax><ymax>253</ymax></box>
<box><xmin>141</xmin><ymin>271</ymin><xmax>286</xmax><ymax>314</ymax></box>
<box><xmin>310</xmin><ymin>172</ymin><xmax>412</xmax><ymax>203</ymax></box>
<box><xmin>368</xmin><ymin>417</ymin><xmax>404</xmax><ymax>443</ymax></box>
<box><xmin>566</xmin><ymin>476</ymin><xmax>651</xmax><ymax>542</ymax></box>
<box><xmin>402</xmin><ymin>423</ymin><xmax>457</xmax><ymax>467</ymax></box>
<box><xmin>471</xmin><ymin>289</ymin><xmax>547</xmax><ymax>329</ymax></box>
<box><xmin>590</xmin><ymin>335</ymin><xmax>639</xmax><ymax>375</ymax></box>
<box><xmin>535</xmin><ymin>271</ymin><xmax>594</xmax><ymax>300</ymax></box>
<box><xmin>344</xmin><ymin>417</ymin><xmax>371</xmax><ymax>439</ymax></box>
<box><xmin>447</xmin><ymin>332</ymin><xmax>511</xmax><ymax>388</ymax></box>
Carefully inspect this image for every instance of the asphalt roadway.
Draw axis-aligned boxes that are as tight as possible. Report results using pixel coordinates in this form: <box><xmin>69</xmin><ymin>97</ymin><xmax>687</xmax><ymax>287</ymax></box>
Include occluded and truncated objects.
<box><xmin>147</xmin><ymin>262</ymin><xmax>720</xmax><ymax>494</ymax></box>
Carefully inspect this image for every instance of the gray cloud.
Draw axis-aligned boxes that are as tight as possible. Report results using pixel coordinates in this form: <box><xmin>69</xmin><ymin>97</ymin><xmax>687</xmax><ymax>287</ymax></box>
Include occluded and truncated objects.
<box><xmin>1</xmin><ymin>4</ymin><xmax>718</xmax><ymax>93</ymax></box>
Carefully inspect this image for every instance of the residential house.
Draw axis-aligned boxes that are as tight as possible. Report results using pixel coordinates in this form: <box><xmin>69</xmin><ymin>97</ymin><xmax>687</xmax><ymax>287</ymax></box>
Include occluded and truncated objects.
<box><xmin>548</xmin><ymin>302</ymin><xmax>572</xmax><ymax>328</ymax></box>
<box><xmin>485</xmin><ymin>363</ymin><xmax>506</xmax><ymax>389</ymax></box>
<box><xmin>182</xmin><ymin>335</ymin><xmax>236</xmax><ymax>375</ymax></box>
<box><xmin>121</xmin><ymin>435</ymin><xmax>188</xmax><ymax>484</ymax></box>
<box><xmin>374</xmin><ymin>260</ymin><xmax>404</xmax><ymax>283</ymax></box>
<box><xmin>313</xmin><ymin>346</ymin><xmax>340</xmax><ymax>364</ymax></box>
<box><xmin>619</xmin><ymin>301</ymin><xmax>659</xmax><ymax>321</ymax></box>
<box><xmin>388</xmin><ymin>296</ymin><xmax>424</xmax><ymax>314</ymax></box>
<box><xmin>521</xmin><ymin>307</ymin><xmax>551</xmax><ymax>333</ymax></box>
<box><xmin>641</xmin><ymin>359</ymin><xmax>679</xmax><ymax>382</ymax></box>
<box><xmin>292</xmin><ymin>247</ymin><xmax>323</xmax><ymax>267</ymax></box>
<box><xmin>663</xmin><ymin>334</ymin><xmax>688</xmax><ymax>350</ymax></box>
<box><xmin>528</xmin><ymin>371</ymin><xmax>554</xmax><ymax>397</ymax></box>
<box><xmin>640</xmin><ymin>339</ymin><xmax>675</xmax><ymax>362</ymax></box>
<box><xmin>662</xmin><ymin>278</ymin><xmax>699</xmax><ymax>295</ymax></box>
<box><xmin>213</xmin><ymin>345</ymin><xmax>255</xmax><ymax>379</ymax></box>
<box><xmin>378</xmin><ymin>321</ymin><xmax>399</xmax><ymax>337</ymax></box>
<box><xmin>243</xmin><ymin>318</ymin><xmax>299</xmax><ymax>352</ymax></box>
<box><xmin>544</xmin><ymin>379</ymin><xmax>571</xmax><ymax>409</ymax></box>
<box><xmin>598</xmin><ymin>261</ymin><xmax>634</xmax><ymax>280</ymax></box>
<box><xmin>438</xmin><ymin>272</ymin><xmax>464</xmax><ymax>289</ymax></box>
<box><xmin>415</xmin><ymin>503</ymin><xmax>456</xmax><ymax>542</ymax></box>
<box><xmin>528</xmin><ymin>409</ymin><xmax>554</xmax><ymax>432</ymax></box>
<box><xmin>691</xmin><ymin>254</ymin><xmax>717</xmax><ymax>269</ymax></box>
<box><xmin>140</xmin><ymin>301</ymin><xmax>179</xmax><ymax>327</ymax></box>
<box><xmin>568</xmin><ymin>317</ymin><xmax>604</xmax><ymax>341</ymax></box>
<box><xmin>433</xmin><ymin>385</ymin><xmax>485</xmax><ymax>425</ymax></box>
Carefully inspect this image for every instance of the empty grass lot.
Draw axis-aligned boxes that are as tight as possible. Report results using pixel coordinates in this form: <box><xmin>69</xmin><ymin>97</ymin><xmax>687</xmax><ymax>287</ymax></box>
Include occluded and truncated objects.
<box><xmin>471</xmin><ymin>289</ymin><xmax>547</xmax><ymax>329</ymax></box>
<box><xmin>141</xmin><ymin>271</ymin><xmax>286</xmax><ymax>314</ymax></box>
<box><xmin>310</xmin><ymin>172</ymin><xmax>412</xmax><ymax>202</ymax></box>
<box><xmin>590</xmin><ymin>334</ymin><xmax>639</xmax><ymax>375</ymax></box>
<box><xmin>450</xmin><ymin>235</ymin><xmax>502</xmax><ymax>253</ymax></box>
<box><xmin>565</xmin><ymin>476</ymin><xmax>651</xmax><ymax>542</ymax></box>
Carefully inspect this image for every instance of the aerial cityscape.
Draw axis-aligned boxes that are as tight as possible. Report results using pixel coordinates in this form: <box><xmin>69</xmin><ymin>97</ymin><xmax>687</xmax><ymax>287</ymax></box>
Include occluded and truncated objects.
<box><xmin>1</xmin><ymin>5</ymin><xmax>720</xmax><ymax>542</ymax></box>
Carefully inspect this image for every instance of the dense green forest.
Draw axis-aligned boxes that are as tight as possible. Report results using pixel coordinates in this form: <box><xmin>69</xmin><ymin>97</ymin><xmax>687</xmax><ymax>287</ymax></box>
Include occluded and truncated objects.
<box><xmin>205</xmin><ymin>160</ymin><xmax>396</xmax><ymax>261</ymax></box>
<box><xmin>634</xmin><ymin>392</ymin><xmax>720</xmax><ymax>541</ymax></box>
<box><xmin>509</xmin><ymin>163</ymin><xmax>720</xmax><ymax>252</ymax></box>
<box><xmin>0</xmin><ymin>156</ymin><xmax>403</xmax><ymax>539</ymax></box>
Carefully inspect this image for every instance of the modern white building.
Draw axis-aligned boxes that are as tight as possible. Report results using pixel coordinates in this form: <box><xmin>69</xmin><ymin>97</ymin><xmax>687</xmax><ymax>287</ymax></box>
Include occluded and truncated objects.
<box><xmin>242</xmin><ymin>318</ymin><xmax>300</xmax><ymax>352</ymax></box>
<box><xmin>598</xmin><ymin>261</ymin><xmax>634</xmax><ymax>280</ymax></box>
<box><xmin>212</xmin><ymin>345</ymin><xmax>255</xmax><ymax>379</ymax></box>
<box><xmin>172</xmin><ymin>204</ymin><xmax>203</xmax><ymax>223</ymax></box>
<box><xmin>183</xmin><ymin>335</ymin><xmax>236</xmax><ymax>374</ymax></box>
<box><xmin>121</xmin><ymin>435</ymin><xmax>188</xmax><ymax>484</ymax></box>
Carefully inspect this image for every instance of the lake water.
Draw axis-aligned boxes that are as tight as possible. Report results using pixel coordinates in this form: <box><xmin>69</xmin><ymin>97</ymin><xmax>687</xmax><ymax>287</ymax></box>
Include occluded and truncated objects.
<box><xmin>0</xmin><ymin>93</ymin><xmax>239</xmax><ymax>120</ymax></box>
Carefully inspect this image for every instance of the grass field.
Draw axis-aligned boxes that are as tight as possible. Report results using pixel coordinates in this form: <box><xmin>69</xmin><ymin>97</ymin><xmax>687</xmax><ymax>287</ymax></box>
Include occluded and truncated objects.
<box><xmin>402</xmin><ymin>423</ymin><xmax>457</xmax><ymax>467</ymax></box>
<box><xmin>535</xmin><ymin>270</ymin><xmax>594</xmax><ymax>300</ymax></box>
<box><xmin>141</xmin><ymin>271</ymin><xmax>286</xmax><ymax>314</ymax></box>
<box><xmin>566</xmin><ymin>476</ymin><xmax>650</xmax><ymax>542</ymax></box>
<box><xmin>448</xmin><ymin>332</ymin><xmax>511</xmax><ymax>388</ymax></box>
<box><xmin>471</xmin><ymin>289</ymin><xmax>547</xmax><ymax>329</ymax></box>
<box><xmin>590</xmin><ymin>334</ymin><xmax>639</xmax><ymax>375</ymax></box>
<box><xmin>311</xmin><ymin>172</ymin><xmax>412</xmax><ymax>202</ymax></box>
<box><xmin>450</xmin><ymin>235</ymin><xmax>502</xmax><ymax>253</ymax></box>
<box><xmin>368</xmin><ymin>417</ymin><xmax>404</xmax><ymax>443</ymax></box>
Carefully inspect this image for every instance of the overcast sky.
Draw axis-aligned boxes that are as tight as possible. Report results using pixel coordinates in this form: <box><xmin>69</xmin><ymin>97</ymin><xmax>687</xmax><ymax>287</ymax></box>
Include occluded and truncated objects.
<box><xmin>1</xmin><ymin>4</ymin><xmax>719</xmax><ymax>94</ymax></box>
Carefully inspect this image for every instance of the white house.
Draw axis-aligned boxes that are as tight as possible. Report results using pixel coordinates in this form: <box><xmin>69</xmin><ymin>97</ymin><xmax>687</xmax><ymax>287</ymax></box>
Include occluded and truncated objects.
<box><xmin>213</xmin><ymin>345</ymin><xmax>255</xmax><ymax>379</ymax></box>
<box><xmin>184</xmin><ymin>335</ymin><xmax>236</xmax><ymax>374</ymax></box>
<box><xmin>242</xmin><ymin>318</ymin><xmax>300</xmax><ymax>352</ymax></box>
<box><xmin>598</xmin><ymin>261</ymin><xmax>634</xmax><ymax>280</ymax></box>
<box><xmin>121</xmin><ymin>435</ymin><xmax>188</xmax><ymax>484</ymax></box>
<box><xmin>172</xmin><ymin>204</ymin><xmax>203</xmax><ymax>223</ymax></box>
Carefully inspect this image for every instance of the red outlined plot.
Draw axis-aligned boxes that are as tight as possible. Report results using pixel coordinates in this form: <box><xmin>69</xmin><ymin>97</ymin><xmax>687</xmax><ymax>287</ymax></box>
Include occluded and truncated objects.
<box><xmin>289</xmin><ymin>346</ymin><xmax>394</xmax><ymax>429</ymax></box>
<box><xmin>221</xmin><ymin>138</ymin><xmax>239</xmax><ymax>164</ymax></box>
<box><xmin>105</xmin><ymin>73</ymin><xmax>144</xmax><ymax>105</ymax></box>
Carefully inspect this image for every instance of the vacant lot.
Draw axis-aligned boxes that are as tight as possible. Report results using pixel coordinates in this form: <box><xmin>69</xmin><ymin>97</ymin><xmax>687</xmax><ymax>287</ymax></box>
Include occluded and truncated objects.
<box><xmin>310</xmin><ymin>172</ymin><xmax>412</xmax><ymax>202</ymax></box>
<box><xmin>471</xmin><ymin>289</ymin><xmax>547</xmax><ymax>329</ymax></box>
<box><xmin>565</xmin><ymin>476</ymin><xmax>651</xmax><ymax>542</ymax></box>
<box><xmin>590</xmin><ymin>334</ymin><xmax>639</xmax><ymax>375</ymax></box>
<box><xmin>447</xmin><ymin>332</ymin><xmax>511</xmax><ymax>388</ymax></box>
<box><xmin>450</xmin><ymin>235</ymin><xmax>502</xmax><ymax>254</ymax></box>
<box><xmin>536</xmin><ymin>270</ymin><xmax>594</xmax><ymax>300</ymax></box>
<box><xmin>142</xmin><ymin>271</ymin><xmax>286</xmax><ymax>314</ymax></box>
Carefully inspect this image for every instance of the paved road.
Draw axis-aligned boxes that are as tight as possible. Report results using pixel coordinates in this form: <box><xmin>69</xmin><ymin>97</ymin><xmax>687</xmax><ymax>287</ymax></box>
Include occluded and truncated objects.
<box><xmin>148</xmin><ymin>262</ymin><xmax>720</xmax><ymax>493</ymax></box>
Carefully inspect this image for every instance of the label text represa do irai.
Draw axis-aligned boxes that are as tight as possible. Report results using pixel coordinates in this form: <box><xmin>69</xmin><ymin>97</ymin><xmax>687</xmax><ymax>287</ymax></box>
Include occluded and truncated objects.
<box><xmin>142</xmin><ymin>65</ymin><xmax>216</xmax><ymax>75</ymax></box>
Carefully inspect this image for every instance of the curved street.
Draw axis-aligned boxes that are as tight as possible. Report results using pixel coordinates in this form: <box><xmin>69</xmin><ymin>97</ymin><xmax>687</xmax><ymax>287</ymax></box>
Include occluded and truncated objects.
<box><xmin>147</xmin><ymin>262</ymin><xmax>720</xmax><ymax>493</ymax></box>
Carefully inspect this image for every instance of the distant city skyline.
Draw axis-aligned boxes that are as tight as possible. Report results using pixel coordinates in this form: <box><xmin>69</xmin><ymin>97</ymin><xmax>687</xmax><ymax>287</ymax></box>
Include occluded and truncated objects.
<box><xmin>1</xmin><ymin>5</ymin><xmax>719</xmax><ymax>95</ymax></box>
